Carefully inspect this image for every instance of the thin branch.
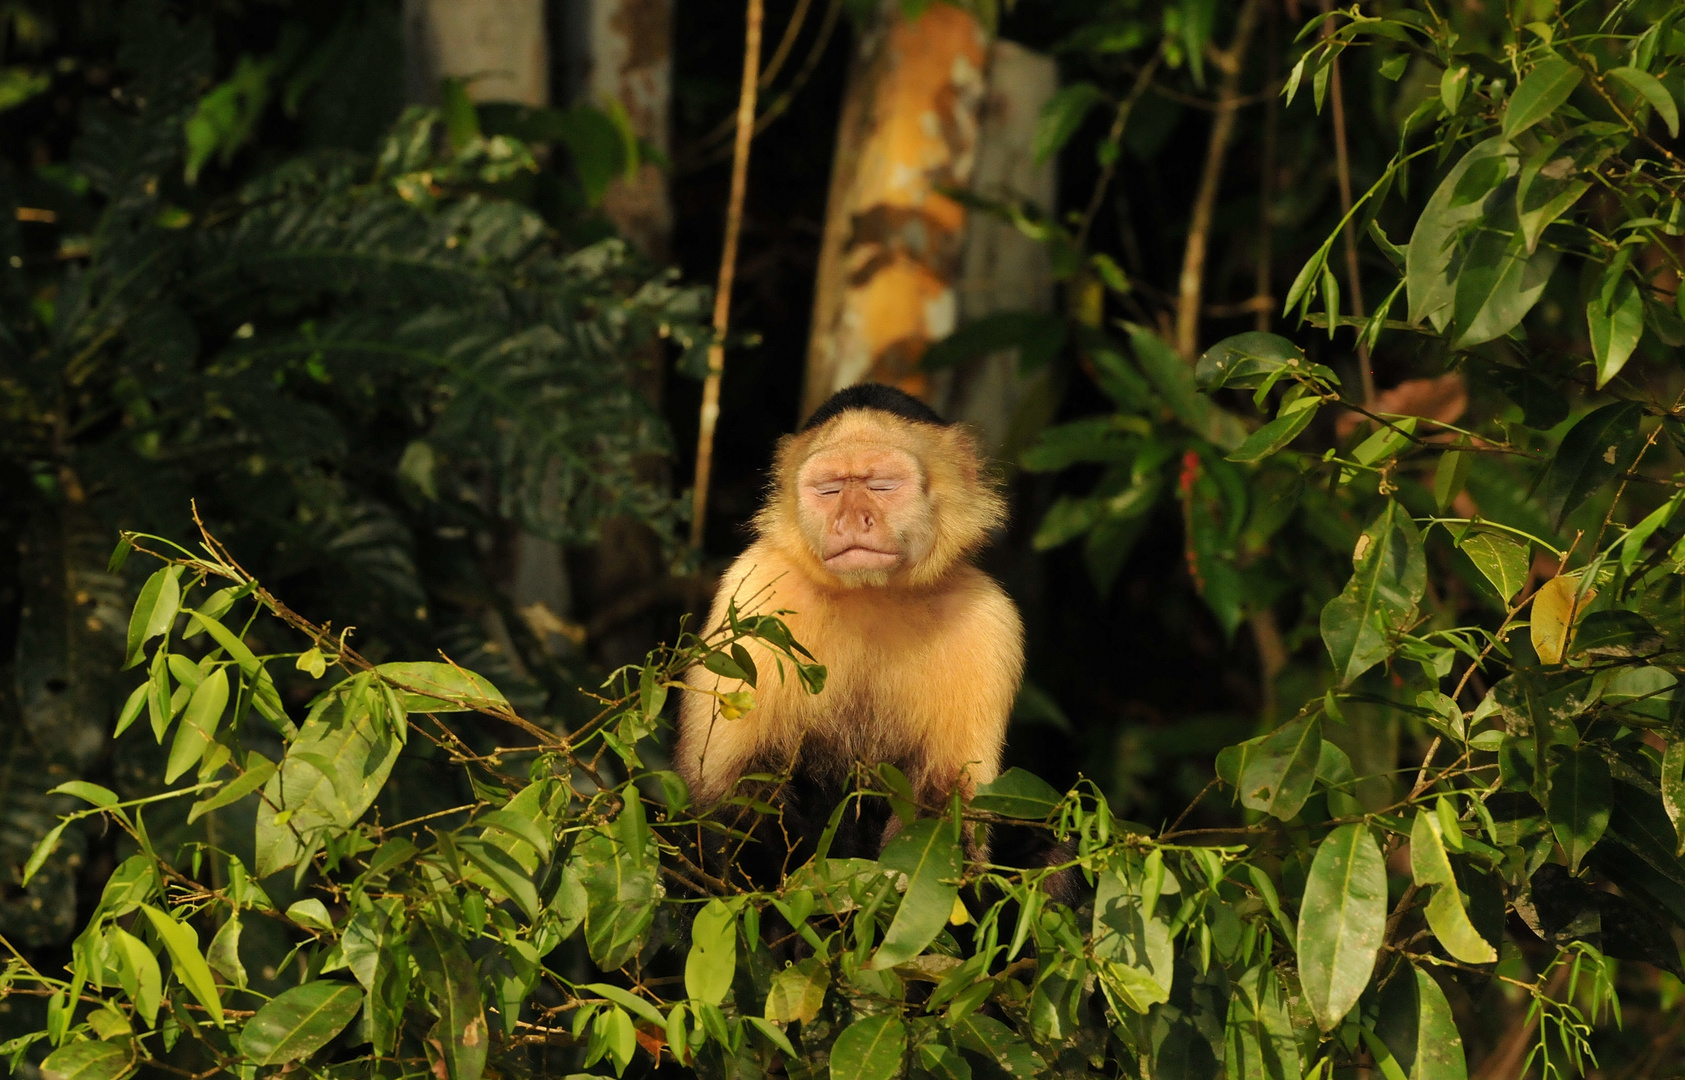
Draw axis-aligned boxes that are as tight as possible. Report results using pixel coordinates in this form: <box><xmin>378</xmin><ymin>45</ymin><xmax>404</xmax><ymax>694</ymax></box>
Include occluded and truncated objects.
<box><xmin>689</xmin><ymin>0</ymin><xmax>765</xmax><ymax>551</ymax></box>
<box><xmin>1174</xmin><ymin>0</ymin><xmax>1263</xmax><ymax>360</ymax></box>
<box><xmin>1254</xmin><ymin>2</ymin><xmax>1280</xmax><ymax>334</ymax></box>
<box><xmin>1075</xmin><ymin>55</ymin><xmax>1161</xmax><ymax>252</ymax></box>
<box><xmin>677</xmin><ymin>0</ymin><xmax>842</xmax><ymax>173</ymax></box>
<box><xmin>1321</xmin><ymin>1</ymin><xmax>1375</xmax><ymax>406</ymax></box>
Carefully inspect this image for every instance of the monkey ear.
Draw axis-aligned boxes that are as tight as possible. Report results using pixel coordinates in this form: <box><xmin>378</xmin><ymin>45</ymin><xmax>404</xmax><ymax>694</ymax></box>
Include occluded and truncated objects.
<box><xmin>946</xmin><ymin>425</ymin><xmax>985</xmax><ymax>486</ymax></box>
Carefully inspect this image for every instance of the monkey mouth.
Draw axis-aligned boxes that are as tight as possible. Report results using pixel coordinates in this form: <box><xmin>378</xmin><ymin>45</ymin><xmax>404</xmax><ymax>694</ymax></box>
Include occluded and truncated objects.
<box><xmin>823</xmin><ymin>546</ymin><xmax>901</xmax><ymax>573</ymax></box>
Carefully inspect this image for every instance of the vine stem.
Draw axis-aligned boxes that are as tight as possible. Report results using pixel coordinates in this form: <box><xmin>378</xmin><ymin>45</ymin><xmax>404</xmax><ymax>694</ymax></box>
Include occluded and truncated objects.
<box><xmin>1320</xmin><ymin>0</ymin><xmax>1374</xmax><ymax>406</ymax></box>
<box><xmin>689</xmin><ymin>0</ymin><xmax>765</xmax><ymax>551</ymax></box>
<box><xmin>1174</xmin><ymin>0</ymin><xmax>1262</xmax><ymax>360</ymax></box>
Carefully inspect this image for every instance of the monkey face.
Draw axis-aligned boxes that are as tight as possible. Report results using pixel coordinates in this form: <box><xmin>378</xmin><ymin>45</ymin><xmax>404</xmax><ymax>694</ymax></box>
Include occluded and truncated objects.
<box><xmin>795</xmin><ymin>440</ymin><xmax>935</xmax><ymax>584</ymax></box>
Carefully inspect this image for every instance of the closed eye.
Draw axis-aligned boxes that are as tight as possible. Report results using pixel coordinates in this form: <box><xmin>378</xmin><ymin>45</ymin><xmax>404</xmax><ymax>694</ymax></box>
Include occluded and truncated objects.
<box><xmin>868</xmin><ymin>480</ymin><xmax>903</xmax><ymax>492</ymax></box>
<box><xmin>813</xmin><ymin>484</ymin><xmax>843</xmax><ymax>497</ymax></box>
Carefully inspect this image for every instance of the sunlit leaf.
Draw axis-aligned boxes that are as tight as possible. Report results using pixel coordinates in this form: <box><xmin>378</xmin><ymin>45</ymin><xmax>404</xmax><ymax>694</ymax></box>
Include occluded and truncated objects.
<box><xmin>1502</xmin><ymin>56</ymin><xmax>1583</xmax><ymax>139</ymax></box>
<box><xmin>236</xmin><ymin>981</ymin><xmax>363</xmax><ymax>1065</ymax></box>
<box><xmin>412</xmin><ymin>919</ymin><xmax>488</xmax><ymax>1080</ymax></box>
<box><xmin>141</xmin><ymin>905</ymin><xmax>223</xmax><ymax>1024</ymax></box>
<box><xmin>830</xmin><ymin>1014</ymin><xmax>907</xmax><ymax>1080</ymax></box>
<box><xmin>1297</xmin><ymin>824</ymin><xmax>1386</xmax><ymax>1030</ymax></box>
<box><xmin>1457</xmin><ymin>531</ymin><xmax>1528</xmax><ymax>603</ymax></box>
<box><xmin>684</xmin><ymin>898</ymin><xmax>737</xmax><ymax>1005</ymax></box>
<box><xmin>1238</xmin><ymin>715</ymin><xmax>1322</xmax><ymax>820</ymax></box>
<box><xmin>1531</xmin><ymin>575</ymin><xmax>1593</xmax><ymax>665</ymax></box>
<box><xmin>1376</xmin><ymin>964</ymin><xmax>1469</xmax><ymax>1080</ymax></box>
<box><xmin>1410</xmin><ymin>811</ymin><xmax>1496</xmax><ymax>964</ymax></box>
<box><xmin>1320</xmin><ymin>501</ymin><xmax>1425</xmax><ymax>685</ymax></box>
<box><xmin>39</xmin><ymin>1040</ymin><xmax>134</xmax><ymax>1080</ymax></box>
<box><xmin>124</xmin><ymin>566</ymin><xmax>184</xmax><ymax>669</ymax></box>
<box><xmin>871</xmin><ymin>817</ymin><xmax>963</xmax><ymax>969</ymax></box>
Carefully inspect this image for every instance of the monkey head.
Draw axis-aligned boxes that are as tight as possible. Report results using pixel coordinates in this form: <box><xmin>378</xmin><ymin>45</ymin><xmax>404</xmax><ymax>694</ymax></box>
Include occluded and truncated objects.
<box><xmin>757</xmin><ymin>385</ymin><xmax>1006</xmax><ymax>588</ymax></box>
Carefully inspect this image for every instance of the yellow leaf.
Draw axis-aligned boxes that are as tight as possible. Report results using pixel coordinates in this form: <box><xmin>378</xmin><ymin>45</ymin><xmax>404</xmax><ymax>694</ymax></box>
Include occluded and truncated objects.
<box><xmin>1532</xmin><ymin>575</ymin><xmax>1594</xmax><ymax>664</ymax></box>
<box><xmin>949</xmin><ymin>895</ymin><xmax>971</xmax><ymax>926</ymax></box>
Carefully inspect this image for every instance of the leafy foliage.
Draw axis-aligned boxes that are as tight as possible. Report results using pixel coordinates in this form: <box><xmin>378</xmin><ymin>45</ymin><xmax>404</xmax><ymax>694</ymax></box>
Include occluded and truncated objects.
<box><xmin>10</xmin><ymin>1</ymin><xmax>1685</xmax><ymax>1078</ymax></box>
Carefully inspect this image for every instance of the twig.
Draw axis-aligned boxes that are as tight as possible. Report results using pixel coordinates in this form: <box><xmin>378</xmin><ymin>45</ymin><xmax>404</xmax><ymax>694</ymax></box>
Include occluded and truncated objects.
<box><xmin>1174</xmin><ymin>0</ymin><xmax>1263</xmax><ymax>359</ymax></box>
<box><xmin>678</xmin><ymin>0</ymin><xmax>842</xmax><ymax>172</ymax></box>
<box><xmin>1075</xmin><ymin>55</ymin><xmax>1161</xmax><ymax>252</ymax></box>
<box><xmin>689</xmin><ymin>0</ymin><xmax>764</xmax><ymax>551</ymax></box>
<box><xmin>1254</xmin><ymin>2</ymin><xmax>1280</xmax><ymax>334</ymax></box>
<box><xmin>1320</xmin><ymin>1</ymin><xmax>1374</xmax><ymax>406</ymax></box>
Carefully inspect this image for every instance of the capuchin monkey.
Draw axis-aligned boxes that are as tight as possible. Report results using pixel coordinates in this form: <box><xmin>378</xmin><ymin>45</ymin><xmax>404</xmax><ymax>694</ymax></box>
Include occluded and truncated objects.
<box><xmin>676</xmin><ymin>384</ymin><xmax>1024</xmax><ymax>887</ymax></box>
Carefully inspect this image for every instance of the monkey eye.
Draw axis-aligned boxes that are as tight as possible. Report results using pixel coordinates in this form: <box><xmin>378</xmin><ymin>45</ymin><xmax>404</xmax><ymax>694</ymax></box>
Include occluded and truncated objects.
<box><xmin>867</xmin><ymin>480</ymin><xmax>903</xmax><ymax>493</ymax></box>
<box><xmin>812</xmin><ymin>483</ymin><xmax>843</xmax><ymax>497</ymax></box>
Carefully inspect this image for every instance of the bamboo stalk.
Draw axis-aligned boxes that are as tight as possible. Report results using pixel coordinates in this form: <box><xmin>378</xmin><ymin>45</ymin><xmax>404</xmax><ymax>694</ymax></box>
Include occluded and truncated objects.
<box><xmin>689</xmin><ymin>0</ymin><xmax>765</xmax><ymax>552</ymax></box>
<box><xmin>1174</xmin><ymin>0</ymin><xmax>1262</xmax><ymax>360</ymax></box>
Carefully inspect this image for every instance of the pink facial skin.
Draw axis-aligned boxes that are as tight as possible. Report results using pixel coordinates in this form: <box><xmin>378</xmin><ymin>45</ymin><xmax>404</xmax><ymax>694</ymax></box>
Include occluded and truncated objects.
<box><xmin>796</xmin><ymin>444</ymin><xmax>928</xmax><ymax>578</ymax></box>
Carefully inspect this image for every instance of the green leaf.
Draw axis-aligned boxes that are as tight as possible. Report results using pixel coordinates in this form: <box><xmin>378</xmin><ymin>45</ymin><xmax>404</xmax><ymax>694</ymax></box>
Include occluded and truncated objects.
<box><xmin>1457</xmin><ymin>531</ymin><xmax>1529</xmax><ymax>602</ymax></box>
<box><xmin>1125</xmin><ymin>323</ymin><xmax>1248</xmax><ymax>450</ymax></box>
<box><xmin>1194</xmin><ymin>332</ymin><xmax>1329</xmax><ymax>390</ymax></box>
<box><xmin>764</xmin><ymin>957</ymin><xmax>829</xmax><ymax>1024</ymax></box>
<box><xmin>576</xmin><ymin>806</ymin><xmax>660</xmax><ymax>970</ymax></box>
<box><xmin>1410</xmin><ymin>811</ymin><xmax>1496</xmax><ymax>964</ymax></box>
<box><xmin>1503</xmin><ymin>56</ymin><xmax>1583</xmax><ymax>139</ymax></box>
<box><xmin>181</xmin><ymin>584</ymin><xmax>250</xmax><ymax>640</ymax></box>
<box><xmin>1407</xmin><ymin>139</ymin><xmax>1517</xmax><ymax>330</ymax></box>
<box><xmin>971</xmin><ymin>768</ymin><xmax>1063</xmax><ymax>819</ymax></box>
<box><xmin>374</xmin><ymin>661</ymin><xmax>505</xmax><ymax>713</ymax></box>
<box><xmin>1034</xmin><ymin>82</ymin><xmax>1105</xmax><ymax>163</ymax></box>
<box><xmin>21</xmin><ymin>820</ymin><xmax>69</xmax><ymax>886</ymax></box>
<box><xmin>920</xmin><ymin>1043</ymin><xmax>973</xmax><ymax>1080</ymax></box>
<box><xmin>1620</xmin><ymin>491</ymin><xmax>1683</xmax><ymax>574</ymax></box>
<box><xmin>236</xmin><ymin>981</ymin><xmax>363</xmax><ymax>1065</ymax></box>
<box><xmin>1320</xmin><ymin>501</ymin><xmax>1426</xmax><ymax>686</ymax></box>
<box><xmin>1549</xmin><ymin>748</ymin><xmax>1611</xmax><ymax>874</ymax></box>
<box><xmin>1538</xmin><ymin>402</ymin><xmax>1643</xmax><ymax>530</ymax></box>
<box><xmin>412</xmin><ymin>919</ymin><xmax>488</xmax><ymax>1080</ymax></box>
<box><xmin>1091</xmin><ymin>862</ymin><xmax>1174</xmax><ymax>1003</ymax></box>
<box><xmin>685</xmin><ymin>898</ymin><xmax>737</xmax><ymax>1005</ymax></box>
<box><xmin>114</xmin><ymin>682</ymin><xmax>149</xmax><ymax>738</ymax></box>
<box><xmin>1297</xmin><ymin>823</ymin><xmax>1386</xmax><ymax>1031</ymax></box>
<box><xmin>580</xmin><ymin>983</ymin><xmax>666</xmax><ymax>1027</ymax></box>
<box><xmin>923</xmin><ymin>311</ymin><xmax>1068</xmax><ymax>373</ymax></box>
<box><xmin>286</xmin><ymin>898</ymin><xmax>334</xmax><ymax>931</ymax></box>
<box><xmin>1449</xmin><ymin>227</ymin><xmax>1560</xmax><ymax>349</ymax></box>
<box><xmin>254</xmin><ymin>674</ymin><xmax>404</xmax><ymax>876</ymax></box>
<box><xmin>951</xmin><ymin>1013</ymin><xmax>1043</xmax><ymax>1080</ymax></box>
<box><xmin>111</xmin><ymin>926</ymin><xmax>162</xmax><ymax>1027</ymax></box>
<box><xmin>124</xmin><ymin>566</ymin><xmax>183</xmax><ymax>669</ymax></box>
<box><xmin>1588</xmin><ymin>275</ymin><xmax>1644</xmax><ymax>388</ymax></box>
<box><xmin>39</xmin><ymin>1041</ymin><xmax>135</xmax><ymax>1080</ymax></box>
<box><xmin>1376</xmin><ymin>964</ymin><xmax>1469</xmax><ymax>1080</ymax></box>
<box><xmin>165</xmin><ymin>668</ymin><xmax>228</xmax><ymax>784</ymax></box>
<box><xmin>1609</xmin><ymin>66</ymin><xmax>1679</xmax><ymax>138</ymax></box>
<box><xmin>1226</xmin><ymin>398</ymin><xmax>1320</xmax><ymax>464</ymax></box>
<box><xmin>830</xmin><ymin>1014</ymin><xmax>907</xmax><ymax>1080</ymax></box>
<box><xmin>207</xmin><ymin>915</ymin><xmax>246</xmax><ymax>990</ymax></box>
<box><xmin>140</xmin><ymin>905</ymin><xmax>223</xmax><ymax>1024</ymax></box>
<box><xmin>1663</xmin><ymin>740</ymin><xmax>1685</xmax><ymax>858</ymax></box>
<box><xmin>187</xmin><ymin>752</ymin><xmax>277</xmax><ymax>823</ymax></box>
<box><xmin>871</xmin><ymin>817</ymin><xmax>963</xmax><ymax>969</ymax></box>
<box><xmin>48</xmin><ymin>781</ymin><xmax>118</xmax><ymax>808</ymax></box>
<box><xmin>457</xmin><ymin>838</ymin><xmax>540</xmax><ymax>920</ymax></box>
<box><xmin>1238</xmin><ymin>715</ymin><xmax>1322</xmax><ymax>820</ymax></box>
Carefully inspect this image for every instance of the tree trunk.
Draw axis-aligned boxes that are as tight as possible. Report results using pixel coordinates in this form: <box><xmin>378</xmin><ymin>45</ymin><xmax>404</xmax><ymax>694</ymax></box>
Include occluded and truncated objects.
<box><xmin>802</xmin><ymin>2</ymin><xmax>987</xmax><ymax>420</ymax></box>
<box><xmin>931</xmin><ymin>38</ymin><xmax>1057</xmax><ymax>457</ymax></box>
<box><xmin>558</xmin><ymin>0</ymin><xmax>677</xmax><ymax>667</ymax></box>
<box><xmin>402</xmin><ymin>0</ymin><xmax>549</xmax><ymax>105</ymax></box>
<box><xmin>557</xmin><ymin>0</ymin><xmax>674</xmax><ymax>260</ymax></box>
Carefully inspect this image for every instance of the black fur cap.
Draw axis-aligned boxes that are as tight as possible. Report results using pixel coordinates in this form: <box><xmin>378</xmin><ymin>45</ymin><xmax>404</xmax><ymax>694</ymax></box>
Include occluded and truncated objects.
<box><xmin>801</xmin><ymin>383</ymin><xmax>948</xmax><ymax>432</ymax></box>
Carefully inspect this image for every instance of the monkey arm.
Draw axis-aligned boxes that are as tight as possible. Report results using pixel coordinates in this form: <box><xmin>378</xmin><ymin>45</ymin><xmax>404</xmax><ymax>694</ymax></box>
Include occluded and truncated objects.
<box><xmin>904</xmin><ymin>570</ymin><xmax>1025</xmax><ymax>806</ymax></box>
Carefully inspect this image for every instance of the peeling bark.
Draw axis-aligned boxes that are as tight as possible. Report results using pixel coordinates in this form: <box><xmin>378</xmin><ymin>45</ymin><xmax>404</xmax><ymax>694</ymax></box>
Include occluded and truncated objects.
<box><xmin>803</xmin><ymin>3</ymin><xmax>987</xmax><ymax>418</ymax></box>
